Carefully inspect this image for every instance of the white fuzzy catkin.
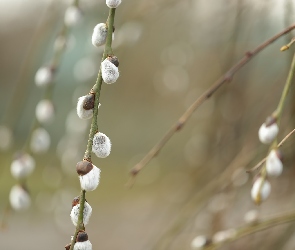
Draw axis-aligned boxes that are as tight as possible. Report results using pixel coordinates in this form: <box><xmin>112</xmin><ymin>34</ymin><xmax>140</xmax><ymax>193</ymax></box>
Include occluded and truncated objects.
<box><xmin>106</xmin><ymin>0</ymin><xmax>122</xmax><ymax>8</ymax></box>
<box><xmin>36</xmin><ymin>99</ymin><xmax>55</xmax><ymax>124</ymax></box>
<box><xmin>70</xmin><ymin>202</ymin><xmax>92</xmax><ymax>226</ymax></box>
<box><xmin>77</xmin><ymin>96</ymin><xmax>93</xmax><ymax>119</ymax></box>
<box><xmin>30</xmin><ymin>128</ymin><xmax>51</xmax><ymax>154</ymax></box>
<box><xmin>64</xmin><ymin>6</ymin><xmax>82</xmax><ymax>27</ymax></box>
<box><xmin>35</xmin><ymin>67</ymin><xmax>53</xmax><ymax>87</ymax></box>
<box><xmin>212</xmin><ymin>229</ymin><xmax>236</xmax><ymax>244</ymax></box>
<box><xmin>266</xmin><ymin>150</ymin><xmax>283</xmax><ymax>177</ymax></box>
<box><xmin>101</xmin><ymin>58</ymin><xmax>119</xmax><ymax>84</ymax></box>
<box><xmin>244</xmin><ymin>210</ymin><xmax>259</xmax><ymax>224</ymax></box>
<box><xmin>10</xmin><ymin>153</ymin><xmax>35</xmax><ymax>179</ymax></box>
<box><xmin>251</xmin><ymin>177</ymin><xmax>271</xmax><ymax>203</ymax></box>
<box><xmin>9</xmin><ymin>185</ymin><xmax>31</xmax><ymax>211</ymax></box>
<box><xmin>74</xmin><ymin>240</ymin><xmax>92</xmax><ymax>250</ymax></box>
<box><xmin>258</xmin><ymin>122</ymin><xmax>279</xmax><ymax>144</ymax></box>
<box><xmin>92</xmin><ymin>132</ymin><xmax>111</xmax><ymax>158</ymax></box>
<box><xmin>79</xmin><ymin>165</ymin><xmax>101</xmax><ymax>191</ymax></box>
<box><xmin>92</xmin><ymin>23</ymin><xmax>108</xmax><ymax>47</ymax></box>
<box><xmin>191</xmin><ymin>235</ymin><xmax>207</xmax><ymax>249</ymax></box>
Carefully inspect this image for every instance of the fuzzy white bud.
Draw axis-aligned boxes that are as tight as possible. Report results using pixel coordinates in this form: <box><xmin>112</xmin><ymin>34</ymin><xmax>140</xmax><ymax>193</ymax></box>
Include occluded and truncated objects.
<box><xmin>191</xmin><ymin>235</ymin><xmax>208</xmax><ymax>249</ymax></box>
<box><xmin>251</xmin><ymin>177</ymin><xmax>271</xmax><ymax>204</ymax></box>
<box><xmin>92</xmin><ymin>23</ymin><xmax>108</xmax><ymax>47</ymax></box>
<box><xmin>36</xmin><ymin>99</ymin><xmax>55</xmax><ymax>124</ymax></box>
<box><xmin>9</xmin><ymin>185</ymin><xmax>31</xmax><ymax>211</ymax></box>
<box><xmin>212</xmin><ymin>229</ymin><xmax>236</xmax><ymax>244</ymax></box>
<box><xmin>10</xmin><ymin>153</ymin><xmax>35</xmax><ymax>179</ymax></box>
<box><xmin>70</xmin><ymin>202</ymin><xmax>92</xmax><ymax>226</ymax></box>
<box><xmin>258</xmin><ymin>122</ymin><xmax>279</xmax><ymax>144</ymax></box>
<box><xmin>92</xmin><ymin>132</ymin><xmax>111</xmax><ymax>158</ymax></box>
<box><xmin>244</xmin><ymin>209</ymin><xmax>259</xmax><ymax>224</ymax></box>
<box><xmin>79</xmin><ymin>164</ymin><xmax>101</xmax><ymax>191</ymax></box>
<box><xmin>76</xmin><ymin>95</ymin><xmax>96</xmax><ymax>120</ymax></box>
<box><xmin>266</xmin><ymin>150</ymin><xmax>283</xmax><ymax>177</ymax></box>
<box><xmin>35</xmin><ymin>67</ymin><xmax>53</xmax><ymax>87</ymax></box>
<box><xmin>106</xmin><ymin>0</ymin><xmax>122</xmax><ymax>8</ymax></box>
<box><xmin>64</xmin><ymin>6</ymin><xmax>82</xmax><ymax>27</ymax></box>
<box><xmin>30</xmin><ymin>128</ymin><xmax>51</xmax><ymax>154</ymax></box>
<box><xmin>101</xmin><ymin>57</ymin><xmax>119</xmax><ymax>84</ymax></box>
<box><xmin>74</xmin><ymin>240</ymin><xmax>92</xmax><ymax>250</ymax></box>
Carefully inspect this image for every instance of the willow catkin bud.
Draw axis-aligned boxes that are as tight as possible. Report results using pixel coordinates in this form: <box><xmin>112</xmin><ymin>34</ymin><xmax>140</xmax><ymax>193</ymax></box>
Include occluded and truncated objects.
<box><xmin>266</xmin><ymin>149</ymin><xmax>283</xmax><ymax>177</ymax></box>
<box><xmin>251</xmin><ymin>177</ymin><xmax>271</xmax><ymax>204</ymax></box>
<box><xmin>70</xmin><ymin>196</ymin><xmax>92</xmax><ymax>226</ymax></box>
<box><xmin>64</xmin><ymin>6</ymin><xmax>82</xmax><ymax>27</ymax></box>
<box><xmin>30</xmin><ymin>128</ymin><xmax>51</xmax><ymax>154</ymax></box>
<box><xmin>101</xmin><ymin>56</ymin><xmax>119</xmax><ymax>84</ymax></box>
<box><xmin>92</xmin><ymin>23</ymin><xmax>108</xmax><ymax>47</ymax></box>
<box><xmin>9</xmin><ymin>185</ymin><xmax>31</xmax><ymax>211</ymax></box>
<box><xmin>106</xmin><ymin>0</ymin><xmax>122</xmax><ymax>8</ymax></box>
<box><xmin>36</xmin><ymin>99</ymin><xmax>55</xmax><ymax>124</ymax></box>
<box><xmin>76</xmin><ymin>161</ymin><xmax>101</xmax><ymax>191</ymax></box>
<box><xmin>74</xmin><ymin>232</ymin><xmax>92</xmax><ymax>250</ymax></box>
<box><xmin>10</xmin><ymin>152</ymin><xmax>35</xmax><ymax>179</ymax></box>
<box><xmin>191</xmin><ymin>235</ymin><xmax>210</xmax><ymax>249</ymax></box>
<box><xmin>258</xmin><ymin>118</ymin><xmax>279</xmax><ymax>144</ymax></box>
<box><xmin>35</xmin><ymin>66</ymin><xmax>53</xmax><ymax>87</ymax></box>
<box><xmin>77</xmin><ymin>94</ymin><xmax>96</xmax><ymax>119</ymax></box>
<box><xmin>92</xmin><ymin>132</ymin><xmax>111</xmax><ymax>158</ymax></box>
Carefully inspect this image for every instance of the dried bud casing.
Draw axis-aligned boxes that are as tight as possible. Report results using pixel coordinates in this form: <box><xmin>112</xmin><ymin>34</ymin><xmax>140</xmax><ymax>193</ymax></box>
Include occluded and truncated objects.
<box><xmin>64</xmin><ymin>6</ymin><xmax>82</xmax><ymax>27</ymax></box>
<box><xmin>77</xmin><ymin>95</ymin><xmax>97</xmax><ymax>120</ymax></box>
<box><xmin>92</xmin><ymin>23</ymin><xmax>108</xmax><ymax>47</ymax></box>
<box><xmin>9</xmin><ymin>185</ymin><xmax>31</xmax><ymax>211</ymax></box>
<box><xmin>76</xmin><ymin>161</ymin><xmax>93</xmax><ymax>176</ymax></box>
<box><xmin>101</xmin><ymin>56</ymin><xmax>119</xmax><ymax>84</ymax></box>
<box><xmin>92</xmin><ymin>132</ymin><xmax>111</xmax><ymax>158</ymax></box>
<box><xmin>258</xmin><ymin>122</ymin><xmax>279</xmax><ymax>144</ymax></box>
<box><xmin>35</xmin><ymin>66</ymin><xmax>53</xmax><ymax>87</ymax></box>
<box><xmin>74</xmin><ymin>232</ymin><xmax>92</xmax><ymax>250</ymax></box>
<box><xmin>10</xmin><ymin>153</ymin><xmax>35</xmax><ymax>179</ymax></box>
<box><xmin>78</xmin><ymin>163</ymin><xmax>101</xmax><ymax>191</ymax></box>
<box><xmin>36</xmin><ymin>100</ymin><xmax>55</xmax><ymax>124</ymax></box>
<box><xmin>70</xmin><ymin>201</ymin><xmax>92</xmax><ymax>226</ymax></box>
<box><xmin>106</xmin><ymin>0</ymin><xmax>122</xmax><ymax>8</ymax></box>
<box><xmin>251</xmin><ymin>177</ymin><xmax>271</xmax><ymax>204</ymax></box>
<box><xmin>266</xmin><ymin>149</ymin><xmax>283</xmax><ymax>177</ymax></box>
<box><xmin>30</xmin><ymin>128</ymin><xmax>51</xmax><ymax>154</ymax></box>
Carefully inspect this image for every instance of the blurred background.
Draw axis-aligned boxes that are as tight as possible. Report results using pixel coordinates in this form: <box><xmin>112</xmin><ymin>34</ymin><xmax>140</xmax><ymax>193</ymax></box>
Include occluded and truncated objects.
<box><xmin>1</xmin><ymin>0</ymin><xmax>295</xmax><ymax>249</ymax></box>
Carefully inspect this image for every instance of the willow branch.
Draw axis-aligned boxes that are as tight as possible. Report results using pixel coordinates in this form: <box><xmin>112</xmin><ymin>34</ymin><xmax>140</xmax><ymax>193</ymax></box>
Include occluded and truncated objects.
<box><xmin>204</xmin><ymin>209</ymin><xmax>295</xmax><ymax>250</ymax></box>
<box><xmin>128</xmin><ymin>23</ymin><xmax>295</xmax><ymax>185</ymax></box>
<box><xmin>69</xmin><ymin>7</ymin><xmax>116</xmax><ymax>250</ymax></box>
<box><xmin>247</xmin><ymin>128</ymin><xmax>295</xmax><ymax>173</ymax></box>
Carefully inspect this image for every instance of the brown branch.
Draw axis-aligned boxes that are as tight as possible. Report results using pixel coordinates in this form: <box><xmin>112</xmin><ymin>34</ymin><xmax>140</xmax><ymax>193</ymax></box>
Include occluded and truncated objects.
<box><xmin>128</xmin><ymin>23</ymin><xmax>295</xmax><ymax>186</ymax></box>
<box><xmin>247</xmin><ymin>128</ymin><xmax>295</xmax><ymax>173</ymax></box>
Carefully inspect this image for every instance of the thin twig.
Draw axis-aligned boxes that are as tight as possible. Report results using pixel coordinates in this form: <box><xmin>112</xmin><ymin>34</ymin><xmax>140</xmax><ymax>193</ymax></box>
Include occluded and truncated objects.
<box><xmin>204</xmin><ymin>209</ymin><xmax>295</xmax><ymax>250</ymax></box>
<box><xmin>247</xmin><ymin>128</ymin><xmax>295</xmax><ymax>173</ymax></box>
<box><xmin>128</xmin><ymin>23</ymin><xmax>295</xmax><ymax>185</ymax></box>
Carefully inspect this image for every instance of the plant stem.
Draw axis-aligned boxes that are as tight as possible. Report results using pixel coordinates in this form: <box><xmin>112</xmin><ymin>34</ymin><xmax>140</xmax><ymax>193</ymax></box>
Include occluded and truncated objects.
<box><xmin>83</xmin><ymin>8</ymin><xmax>115</xmax><ymax>161</ymax></box>
<box><xmin>70</xmin><ymin>7</ymin><xmax>116</xmax><ymax>250</ymax></box>
<box><xmin>204</xmin><ymin>209</ymin><xmax>295</xmax><ymax>250</ymax></box>
<box><xmin>128</xmin><ymin>23</ymin><xmax>295</xmax><ymax>186</ymax></box>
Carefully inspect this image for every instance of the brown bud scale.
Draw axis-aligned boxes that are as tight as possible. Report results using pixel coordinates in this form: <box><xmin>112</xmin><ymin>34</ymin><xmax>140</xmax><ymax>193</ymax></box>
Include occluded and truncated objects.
<box><xmin>76</xmin><ymin>161</ymin><xmax>93</xmax><ymax>176</ymax></box>
<box><xmin>83</xmin><ymin>94</ymin><xmax>95</xmax><ymax>110</ymax></box>
<box><xmin>76</xmin><ymin>231</ymin><xmax>88</xmax><ymax>242</ymax></box>
<box><xmin>107</xmin><ymin>55</ymin><xmax>119</xmax><ymax>67</ymax></box>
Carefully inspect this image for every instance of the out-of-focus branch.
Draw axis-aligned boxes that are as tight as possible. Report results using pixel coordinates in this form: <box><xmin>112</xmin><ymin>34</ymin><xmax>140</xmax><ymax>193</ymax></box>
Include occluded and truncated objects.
<box><xmin>247</xmin><ymin>128</ymin><xmax>295</xmax><ymax>173</ymax></box>
<box><xmin>128</xmin><ymin>23</ymin><xmax>295</xmax><ymax>186</ymax></box>
<box><xmin>204</xmin><ymin>209</ymin><xmax>295</xmax><ymax>250</ymax></box>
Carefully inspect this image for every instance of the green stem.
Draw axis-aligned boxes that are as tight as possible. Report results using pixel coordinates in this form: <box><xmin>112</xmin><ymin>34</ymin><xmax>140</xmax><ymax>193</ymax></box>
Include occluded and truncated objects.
<box><xmin>274</xmin><ymin>52</ymin><xmax>295</xmax><ymax>125</ymax></box>
<box><xmin>70</xmin><ymin>7</ymin><xmax>116</xmax><ymax>250</ymax></box>
<box><xmin>83</xmin><ymin>7</ymin><xmax>116</xmax><ymax>161</ymax></box>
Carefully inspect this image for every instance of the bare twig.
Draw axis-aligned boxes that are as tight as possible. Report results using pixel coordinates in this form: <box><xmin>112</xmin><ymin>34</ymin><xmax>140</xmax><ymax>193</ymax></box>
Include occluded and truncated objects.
<box><xmin>128</xmin><ymin>24</ymin><xmax>295</xmax><ymax>185</ymax></box>
<box><xmin>247</xmin><ymin>128</ymin><xmax>295</xmax><ymax>173</ymax></box>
